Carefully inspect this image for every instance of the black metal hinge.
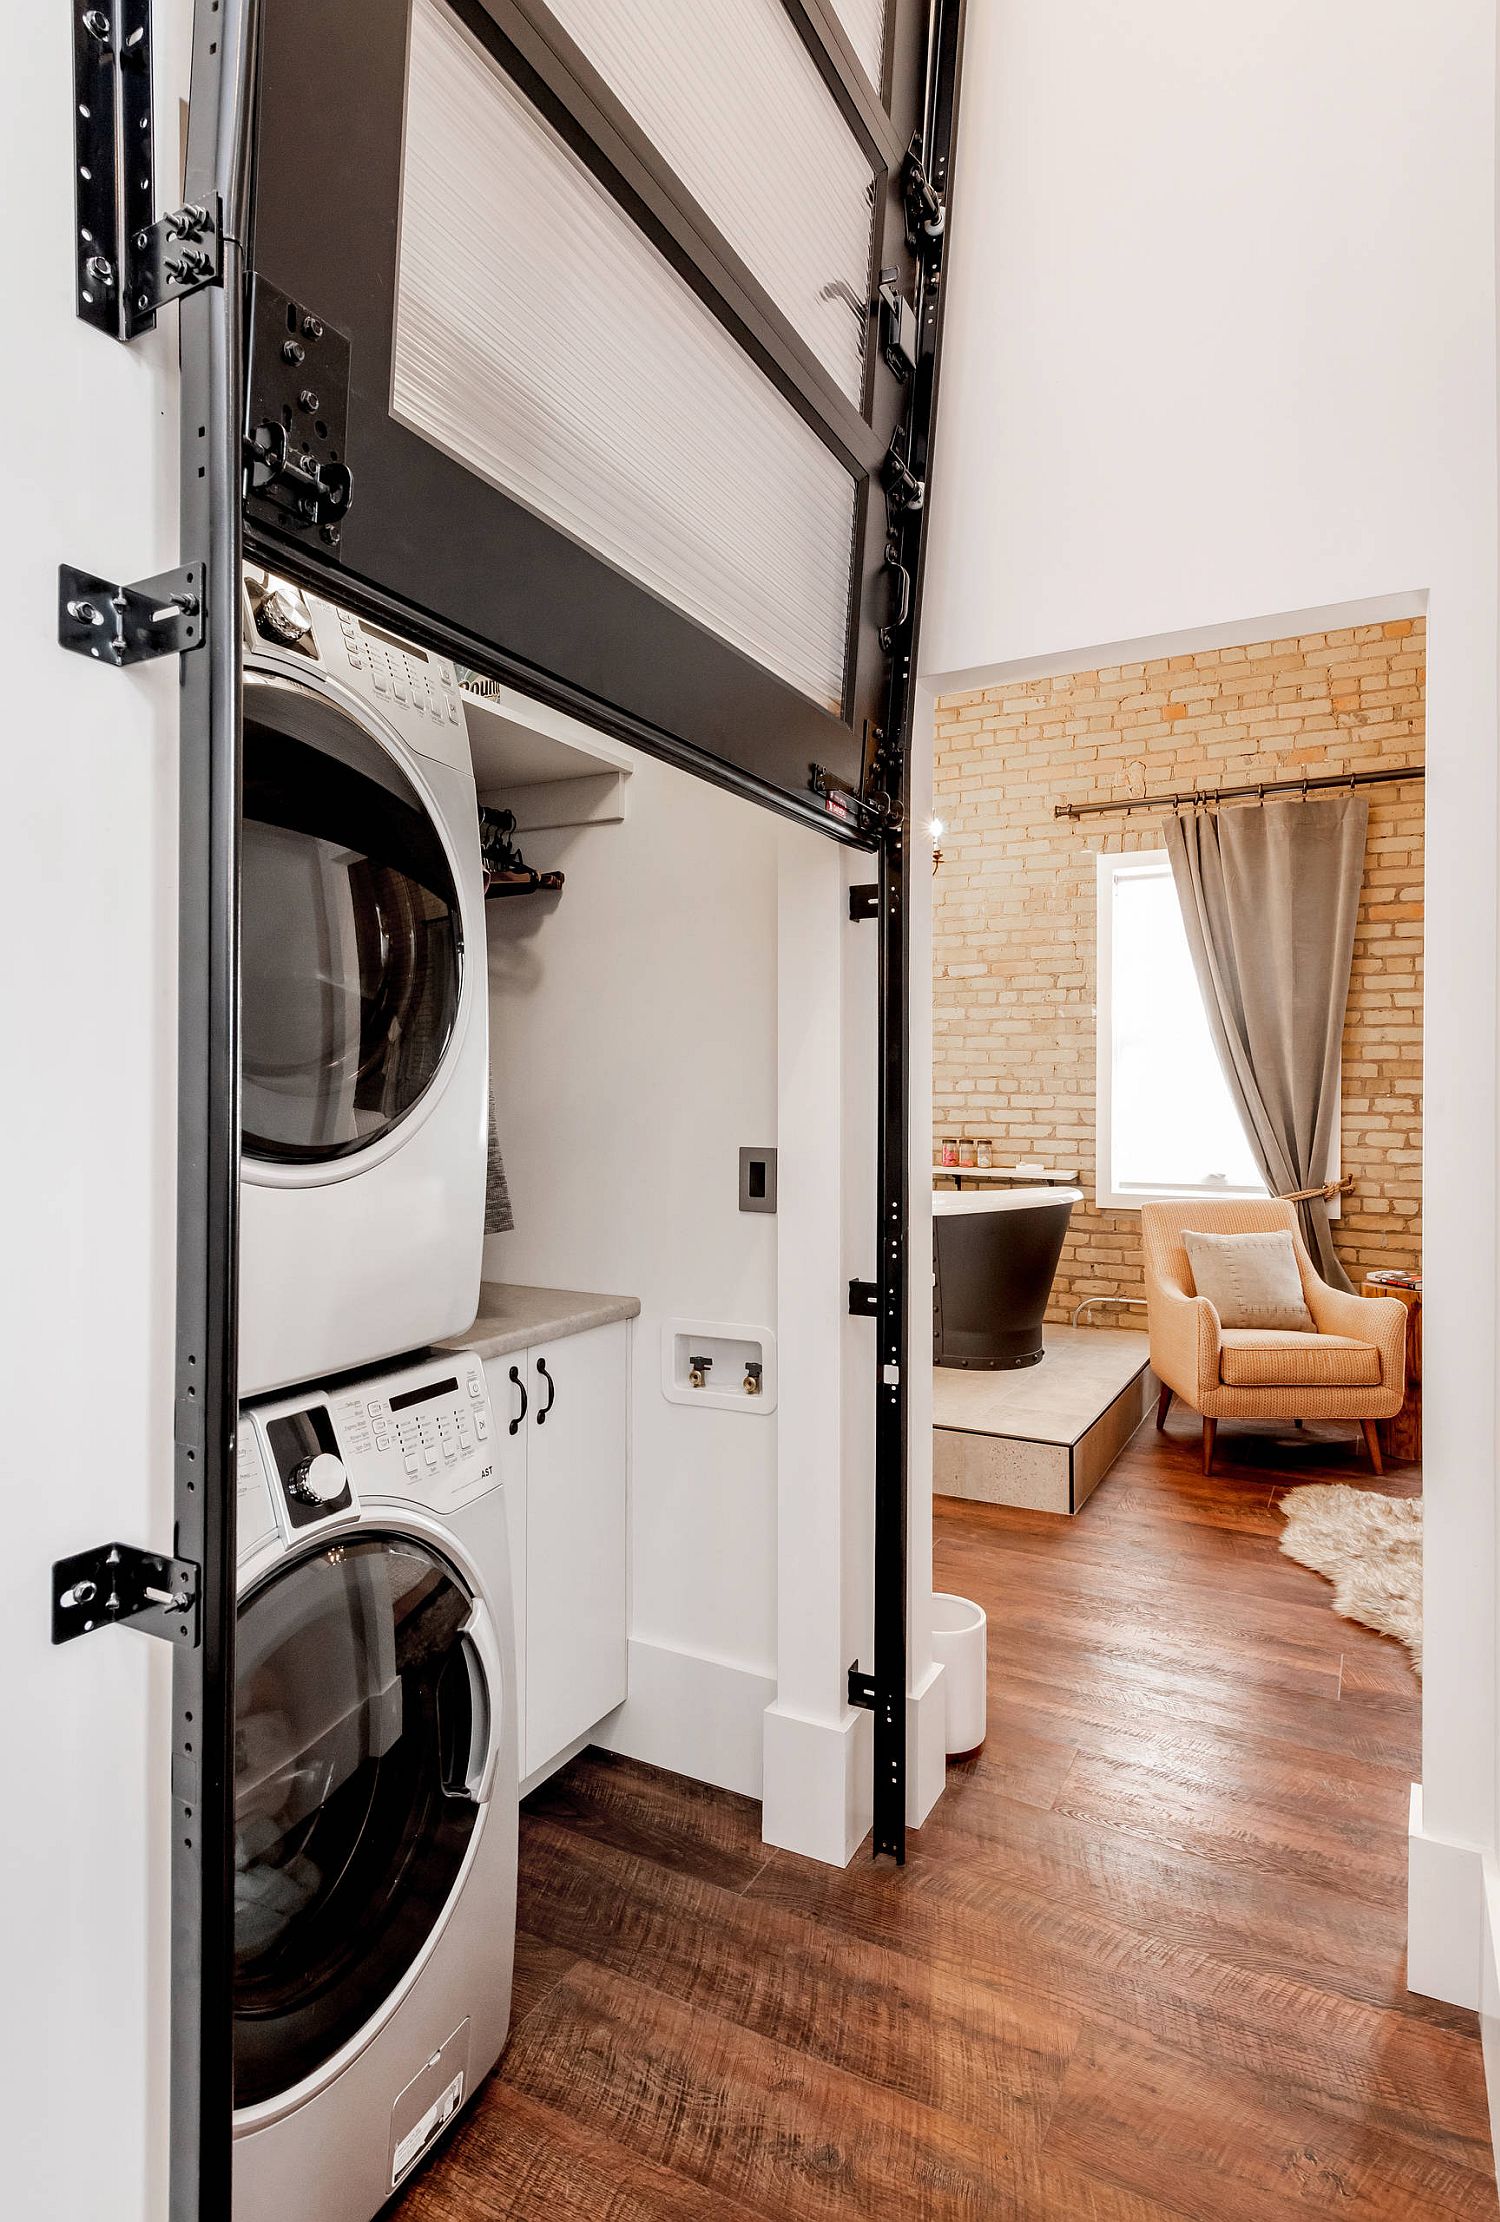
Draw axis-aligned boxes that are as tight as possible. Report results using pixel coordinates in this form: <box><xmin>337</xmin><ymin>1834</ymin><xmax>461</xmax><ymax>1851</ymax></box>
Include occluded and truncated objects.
<box><xmin>52</xmin><ymin>1542</ymin><xmax>200</xmax><ymax>1647</ymax></box>
<box><xmin>58</xmin><ymin>562</ymin><xmax>205</xmax><ymax>667</ymax></box>
<box><xmin>848</xmin><ymin>1665</ymin><xmax>877</xmax><ymax>1710</ymax></box>
<box><xmin>849</xmin><ymin>883</ymin><xmax>879</xmax><ymax>921</ymax></box>
<box><xmin>848</xmin><ymin>1278</ymin><xmax>879</xmax><ymax>1316</ymax></box>
<box><xmin>73</xmin><ymin>2</ymin><xmax>223</xmax><ymax>341</ymax></box>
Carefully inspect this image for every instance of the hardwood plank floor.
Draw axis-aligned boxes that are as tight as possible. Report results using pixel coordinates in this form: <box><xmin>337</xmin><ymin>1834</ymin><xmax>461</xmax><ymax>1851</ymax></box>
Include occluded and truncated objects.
<box><xmin>395</xmin><ymin>1414</ymin><xmax>1495</xmax><ymax>2220</ymax></box>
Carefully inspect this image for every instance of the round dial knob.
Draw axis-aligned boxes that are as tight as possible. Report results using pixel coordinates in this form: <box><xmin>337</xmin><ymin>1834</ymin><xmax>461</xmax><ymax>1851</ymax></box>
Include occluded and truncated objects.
<box><xmin>255</xmin><ymin>584</ymin><xmax>314</xmax><ymax>645</ymax></box>
<box><xmin>287</xmin><ymin>1451</ymin><xmax>346</xmax><ymax>1506</ymax></box>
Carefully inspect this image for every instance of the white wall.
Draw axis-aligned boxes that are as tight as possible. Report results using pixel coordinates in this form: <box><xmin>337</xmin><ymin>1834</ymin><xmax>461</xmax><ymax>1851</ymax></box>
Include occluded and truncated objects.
<box><xmin>922</xmin><ymin>0</ymin><xmax>1498</xmax><ymax>2012</ymax></box>
<box><xmin>484</xmin><ymin>757</ymin><xmax>787</xmax><ymax>1796</ymax></box>
<box><xmin>0</xmin><ymin>5</ymin><xmax>191</xmax><ymax>2214</ymax></box>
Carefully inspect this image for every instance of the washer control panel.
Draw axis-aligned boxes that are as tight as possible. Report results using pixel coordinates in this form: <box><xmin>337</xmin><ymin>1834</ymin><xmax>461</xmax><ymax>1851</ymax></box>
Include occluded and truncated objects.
<box><xmin>242</xmin><ymin>1352</ymin><xmax>498</xmax><ymax>1554</ymax></box>
<box><xmin>328</xmin><ymin>1350</ymin><xmax>496</xmax><ymax>1514</ymax></box>
<box><xmin>243</xmin><ymin>566</ymin><xmax>472</xmax><ymax>773</ymax></box>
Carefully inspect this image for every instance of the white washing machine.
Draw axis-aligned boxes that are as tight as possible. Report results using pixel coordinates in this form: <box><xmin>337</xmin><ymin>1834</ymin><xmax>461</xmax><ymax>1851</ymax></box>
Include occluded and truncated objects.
<box><xmin>232</xmin><ymin>1346</ymin><xmax>517</xmax><ymax>2222</ymax></box>
<box><xmin>239</xmin><ymin>571</ymin><xmax>487</xmax><ymax>1396</ymax></box>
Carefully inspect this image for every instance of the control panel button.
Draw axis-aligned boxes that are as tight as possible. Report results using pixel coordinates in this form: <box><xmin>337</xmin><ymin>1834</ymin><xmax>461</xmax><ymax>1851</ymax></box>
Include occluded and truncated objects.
<box><xmin>474</xmin><ymin>1416</ymin><xmax>489</xmax><ymax>1440</ymax></box>
<box><xmin>468</xmin><ymin>1379</ymin><xmax>483</xmax><ymax>1399</ymax></box>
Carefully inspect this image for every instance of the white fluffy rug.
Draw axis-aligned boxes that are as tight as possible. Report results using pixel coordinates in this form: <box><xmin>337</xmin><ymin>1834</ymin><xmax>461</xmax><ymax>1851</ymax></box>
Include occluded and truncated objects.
<box><xmin>1278</xmin><ymin>1485</ymin><xmax>1422</xmax><ymax>1673</ymax></box>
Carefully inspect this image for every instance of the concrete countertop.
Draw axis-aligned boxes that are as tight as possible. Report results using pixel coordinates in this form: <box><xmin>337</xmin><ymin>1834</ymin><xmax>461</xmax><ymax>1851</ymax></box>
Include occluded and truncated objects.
<box><xmin>436</xmin><ymin>1280</ymin><xmax>640</xmax><ymax>1361</ymax></box>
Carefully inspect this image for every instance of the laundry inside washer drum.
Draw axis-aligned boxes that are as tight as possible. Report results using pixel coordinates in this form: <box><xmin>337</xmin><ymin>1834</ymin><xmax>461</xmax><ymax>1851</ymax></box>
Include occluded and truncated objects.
<box><xmin>241</xmin><ymin>681</ymin><xmax>463</xmax><ymax>1167</ymax></box>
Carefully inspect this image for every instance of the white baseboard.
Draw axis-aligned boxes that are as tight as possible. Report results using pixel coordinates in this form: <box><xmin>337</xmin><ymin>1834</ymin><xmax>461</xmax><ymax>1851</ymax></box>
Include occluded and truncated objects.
<box><xmin>1481</xmin><ymin>1857</ymin><xmax>1500</xmax><ymax>2196</ymax></box>
<box><xmin>1408</xmin><ymin>1782</ymin><xmax>1486</xmax><ymax>2009</ymax></box>
<box><xmin>762</xmin><ymin>1702</ymin><xmax>873</xmax><ymax>1866</ymax></box>
<box><xmin>592</xmin><ymin>1635</ymin><xmax>775</xmax><ymax>1799</ymax></box>
<box><xmin>908</xmin><ymin>1659</ymin><xmax>948</xmax><ymax>1829</ymax></box>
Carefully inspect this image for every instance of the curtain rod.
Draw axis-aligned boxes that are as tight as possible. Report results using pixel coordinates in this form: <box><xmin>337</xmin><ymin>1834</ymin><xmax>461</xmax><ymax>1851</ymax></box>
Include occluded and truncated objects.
<box><xmin>1053</xmin><ymin>761</ymin><xmax>1424</xmax><ymax>822</ymax></box>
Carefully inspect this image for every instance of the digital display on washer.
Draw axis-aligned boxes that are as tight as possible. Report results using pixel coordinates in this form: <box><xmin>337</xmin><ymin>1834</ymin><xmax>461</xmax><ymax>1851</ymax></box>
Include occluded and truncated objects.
<box><xmin>360</xmin><ymin>620</ymin><xmax>429</xmax><ymax>660</ymax></box>
<box><xmin>389</xmin><ymin>1375</ymin><xmax>459</xmax><ymax>1413</ymax></box>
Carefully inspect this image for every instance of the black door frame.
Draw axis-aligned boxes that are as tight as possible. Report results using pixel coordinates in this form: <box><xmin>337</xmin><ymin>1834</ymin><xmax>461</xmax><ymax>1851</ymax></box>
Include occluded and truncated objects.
<box><xmin>155</xmin><ymin>0</ymin><xmax>962</xmax><ymax>2208</ymax></box>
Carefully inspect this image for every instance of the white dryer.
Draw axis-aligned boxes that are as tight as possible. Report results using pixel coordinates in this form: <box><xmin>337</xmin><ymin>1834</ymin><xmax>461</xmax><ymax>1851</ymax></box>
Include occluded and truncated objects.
<box><xmin>239</xmin><ymin>570</ymin><xmax>487</xmax><ymax>1396</ymax></box>
<box><xmin>232</xmin><ymin>1347</ymin><xmax>517</xmax><ymax>2222</ymax></box>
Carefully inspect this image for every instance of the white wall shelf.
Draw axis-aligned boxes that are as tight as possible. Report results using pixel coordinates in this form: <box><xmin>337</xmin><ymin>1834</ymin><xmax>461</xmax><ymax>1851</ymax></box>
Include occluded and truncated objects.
<box><xmin>462</xmin><ymin>681</ymin><xmax>633</xmax><ymax>830</ymax></box>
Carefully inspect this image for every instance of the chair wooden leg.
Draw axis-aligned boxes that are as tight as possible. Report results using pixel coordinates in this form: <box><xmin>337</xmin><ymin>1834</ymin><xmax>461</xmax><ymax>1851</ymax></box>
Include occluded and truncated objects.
<box><xmin>1360</xmin><ymin>1418</ymin><xmax>1384</xmax><ymax>1477</ymax></box>
<box><xmin>1156</xmin><ymin>1383</ymin><xmax>1172</xmax><ymax>1431</ymax></box>
<box><xmin>1202</xmin><ymin>1419</ymin><xmax>1217</xmax><ymax>1476</ymax></box>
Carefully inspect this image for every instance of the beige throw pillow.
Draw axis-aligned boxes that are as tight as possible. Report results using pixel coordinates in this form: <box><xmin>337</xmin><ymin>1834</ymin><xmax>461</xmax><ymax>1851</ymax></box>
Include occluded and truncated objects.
<box><xmin>1182</xmin><ymin>1227</ymin><xmax>1314</xmax><ymax>1332</ymax></box>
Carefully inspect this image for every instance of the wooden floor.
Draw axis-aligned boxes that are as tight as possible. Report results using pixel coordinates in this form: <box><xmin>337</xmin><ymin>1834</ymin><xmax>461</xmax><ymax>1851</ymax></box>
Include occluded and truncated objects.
<box><xmin>397</xmin><ymin>1415</ymin><xmax>1496</xmax><ymax>2220</ymax></box>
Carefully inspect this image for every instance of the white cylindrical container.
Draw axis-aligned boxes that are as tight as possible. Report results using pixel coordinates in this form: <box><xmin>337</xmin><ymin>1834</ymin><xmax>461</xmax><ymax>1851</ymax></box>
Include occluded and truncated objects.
<box><xmin>933</xmin><ymin>1592</ymin><xmax>987</xmax><ymax>1757</ymax></box>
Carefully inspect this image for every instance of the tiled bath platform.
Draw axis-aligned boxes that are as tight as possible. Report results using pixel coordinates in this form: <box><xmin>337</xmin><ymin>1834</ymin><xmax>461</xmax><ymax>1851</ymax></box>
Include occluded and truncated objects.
<box><xmin>933</xmin><ymin>1325</ymin><xmax>1157</xmax><ymax>1515</ymax></box>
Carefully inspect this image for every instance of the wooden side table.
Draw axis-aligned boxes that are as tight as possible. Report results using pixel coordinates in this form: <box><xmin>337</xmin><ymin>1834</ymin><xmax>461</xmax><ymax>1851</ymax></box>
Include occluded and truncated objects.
<box><xmin>1362</xmin><ymin>1277</ymin><xmax>1421</xmax><ymax>1464</ymax></box>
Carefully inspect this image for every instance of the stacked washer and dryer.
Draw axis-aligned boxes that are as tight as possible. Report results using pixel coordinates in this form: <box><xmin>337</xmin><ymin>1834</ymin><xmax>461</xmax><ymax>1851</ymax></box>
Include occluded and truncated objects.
<box><xmin>232</xmin><ymin>572</ymin><xmax>518</xmax><ymax>2220</ymax></box>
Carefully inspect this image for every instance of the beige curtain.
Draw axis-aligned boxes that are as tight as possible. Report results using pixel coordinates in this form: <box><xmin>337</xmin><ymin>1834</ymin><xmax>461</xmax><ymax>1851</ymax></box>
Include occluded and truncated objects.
<box><xmin>1165</xmin><ymin>795</ymin><xmax>1368</xmax><ymax>1291</ymax></box>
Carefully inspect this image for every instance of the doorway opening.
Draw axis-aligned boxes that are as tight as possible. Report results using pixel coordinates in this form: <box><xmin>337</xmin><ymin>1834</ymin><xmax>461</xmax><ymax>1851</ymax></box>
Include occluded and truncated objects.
<box><xmin>924</xmin><ymin>603</ymin><xmax>1428</xmax><ymax>1986</ymax></box>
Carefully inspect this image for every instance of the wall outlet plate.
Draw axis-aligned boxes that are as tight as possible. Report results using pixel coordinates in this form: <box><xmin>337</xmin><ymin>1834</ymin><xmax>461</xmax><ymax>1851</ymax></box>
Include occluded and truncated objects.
<box><xmin>662</xmin><ymin>1321</ymin><xmax>777</xmax><ymax>1414</ymax></box>
<box><xmin>738</xmin><ymin>1145</ymin><xmax>777</xmax><ymax>1214</ymax></box>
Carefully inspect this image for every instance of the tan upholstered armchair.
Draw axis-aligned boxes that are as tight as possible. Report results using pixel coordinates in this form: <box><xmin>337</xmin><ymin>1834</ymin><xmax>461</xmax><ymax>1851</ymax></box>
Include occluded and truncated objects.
<box><xmin>1140</xmin><ymin>1199</ymin><xmax>1407</xmax><ymax>1476</ymax></box>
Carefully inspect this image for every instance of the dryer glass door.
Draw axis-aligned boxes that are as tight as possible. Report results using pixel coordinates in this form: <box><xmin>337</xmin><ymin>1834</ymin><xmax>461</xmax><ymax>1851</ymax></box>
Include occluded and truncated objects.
<box><xmin>233</xmin><ymin>1533</ymin><xmax>491</xmax><ymax>2108</ymax></box>
<box><xmin>242</xmin><ymin>676</ymin><xmax>462</xmax><ymax>1165</ymax></box>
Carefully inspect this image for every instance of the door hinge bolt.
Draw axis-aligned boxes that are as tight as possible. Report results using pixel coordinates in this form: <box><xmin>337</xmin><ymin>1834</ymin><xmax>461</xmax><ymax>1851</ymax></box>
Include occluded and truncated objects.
<box><xmin>165</xmin><ymin>245</ymin><xmax>213</xmax><ymax>284</ymax></box>
<box><xmin>82</xmin><ymin>7</ymin><xmax>111</xmax><ymax>42</ymax></box>
<box><xmin>85</xmin><ymin>253</ymin><xmax>114</xmax><ymax>288</ymax></box>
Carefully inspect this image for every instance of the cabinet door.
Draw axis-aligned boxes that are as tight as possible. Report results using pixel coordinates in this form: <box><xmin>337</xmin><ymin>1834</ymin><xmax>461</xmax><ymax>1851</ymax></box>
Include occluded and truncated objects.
<box><xmin>481</xmin><ymin>1352</ymin><xmax>531</xmax><ymax>1770</ymax></box>
<box><xmin>525</xmin><ymin>1322</ymin><xmax>629</xmax><ymax>1775</ymax></box>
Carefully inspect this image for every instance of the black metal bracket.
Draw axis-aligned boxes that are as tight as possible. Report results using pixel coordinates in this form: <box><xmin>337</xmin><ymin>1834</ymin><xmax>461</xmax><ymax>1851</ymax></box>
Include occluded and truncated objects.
<box><xmin>129</xmin><ymin>199</ymin><xmax>225</xmax><ymax>338</ymax></box>
<box><xmin>52</xmin><ymin>1542</ymin><xmax>200</xmax><ymax>1648</ymax></box>
<box><xmin>811</xmin><ymin>764</ymin><xmax>892</xmax><ymax>843</ymax></box>
<box><xmin>243</xmin><ymin>279</ymin><xmax>354</xmax><ymax>553</ymax></box>
<box><xmin>58</xmin><ymin>561</ymin><xmax>205</xmax><ymax>666</ymax></box>
<box><xmin>73</xmin><ymin>2</ymin><xmax>223</xmax><ymax>341</ymax></box>
<box><xmin>902</xmin><ymin>138</ymin><xmax>947</xmax><ymax>261</ymax></box>
<box><xmin>849</xmin><ymin>883</ymin><xmax>879</xmax><ymax>921</ymax></box>
<box><xmin>878</xmin><ymin>268</ymin><xmax>917</xmax><ymax>381</ymax></box>
<box><xmin>848</xmin><ymin>1278</ymin><xmax>879</xmax><ymax>1316</ymax></box>
<box><xmin>848</xmin><ymin>1665</ymin><xmax>877</xmax><ymax>1710</ymax></box>
<box><xmin>884</xmin><ymin>435</ymin><xmax>925</xmax><ymax>516</ymax></box>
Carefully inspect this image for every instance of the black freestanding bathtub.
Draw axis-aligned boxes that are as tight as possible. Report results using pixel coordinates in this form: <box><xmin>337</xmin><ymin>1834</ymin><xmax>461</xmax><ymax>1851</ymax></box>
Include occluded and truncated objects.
<box><xmin>932</xmin><ymin>1186</ymin><xmax>1083</xmax><ymax>1369</ymax></box>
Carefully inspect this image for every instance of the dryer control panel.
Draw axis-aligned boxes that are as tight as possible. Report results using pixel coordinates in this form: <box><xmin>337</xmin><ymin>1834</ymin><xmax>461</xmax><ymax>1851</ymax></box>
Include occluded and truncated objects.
<box><xmin>242</xmin><ymin>1348</ymin><xmax>499</xmax><ymax>1556</ymax></box>
<box><xmin>243</xmin><ymin>567</ymin><xmax>473</xmax><ymax>775</ymax></box>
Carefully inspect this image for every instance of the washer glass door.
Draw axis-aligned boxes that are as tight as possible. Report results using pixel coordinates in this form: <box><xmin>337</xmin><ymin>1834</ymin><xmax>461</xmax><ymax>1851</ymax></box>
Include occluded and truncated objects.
<box><xmin>242</xmin><ymin>675</ymin><xmax>463</xmax><ymax>1166</ymax></box>
<box><xmin>233</xmin><ymin>1533</ymin><xmax>491</xmax><ymax>2108</ymax></box>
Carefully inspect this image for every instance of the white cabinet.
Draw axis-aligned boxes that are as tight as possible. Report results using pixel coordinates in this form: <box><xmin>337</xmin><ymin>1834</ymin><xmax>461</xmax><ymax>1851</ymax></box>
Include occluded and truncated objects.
<box><xmin>482</xmin><ymin>1320</ymin><xmax>628</xmax><ymax>1783</ymax></box>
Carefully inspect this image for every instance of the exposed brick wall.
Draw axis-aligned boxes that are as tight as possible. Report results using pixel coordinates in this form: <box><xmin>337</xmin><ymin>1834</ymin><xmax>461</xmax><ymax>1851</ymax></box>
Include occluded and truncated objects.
<box><xmin>933</xmin><ymin>622</ymin><xmax>1424</xmax><ymax>1321</ymax></box>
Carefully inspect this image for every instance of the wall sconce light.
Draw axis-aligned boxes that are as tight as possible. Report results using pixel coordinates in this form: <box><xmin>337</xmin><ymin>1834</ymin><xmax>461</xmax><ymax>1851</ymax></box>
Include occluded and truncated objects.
<box><xmin>930</xmin><ymin>815</ymin><xmax>945</xmax><ymax>874</ymax></box>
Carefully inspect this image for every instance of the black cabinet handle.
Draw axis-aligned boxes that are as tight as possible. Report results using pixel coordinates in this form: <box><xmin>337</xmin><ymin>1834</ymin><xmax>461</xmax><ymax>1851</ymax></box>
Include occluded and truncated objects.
<box><xmin>508</xmin><ymin>1364</ymin><xmax>528</xmax><ymax>1436</ymax></box>
<box><xmin>536</xmin><ymin>1356</ymin><xmax>556</xmax><ymax>1424</ymax></box>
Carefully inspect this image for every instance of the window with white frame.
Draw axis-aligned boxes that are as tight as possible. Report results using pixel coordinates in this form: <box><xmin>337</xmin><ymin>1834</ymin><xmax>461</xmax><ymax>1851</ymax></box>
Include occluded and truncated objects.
<box><xmin>1095</xmin><ymin>849</ymin><xmax>1268</xmax><ymax>1208</ymax></box>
